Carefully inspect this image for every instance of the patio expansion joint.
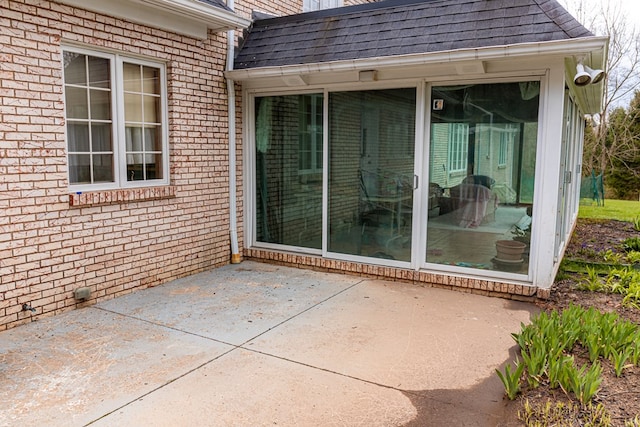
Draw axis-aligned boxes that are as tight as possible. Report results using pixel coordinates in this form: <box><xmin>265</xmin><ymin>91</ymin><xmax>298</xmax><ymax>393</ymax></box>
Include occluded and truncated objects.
<box><xmin>85</xmin><ymin>279</ymin><xmax>367</xmax><ymax>425</ymax></box>
<box><xmin>240</xmin><ymin>346</ymin><xmax>414</xmax><ymax>395</ymax></box>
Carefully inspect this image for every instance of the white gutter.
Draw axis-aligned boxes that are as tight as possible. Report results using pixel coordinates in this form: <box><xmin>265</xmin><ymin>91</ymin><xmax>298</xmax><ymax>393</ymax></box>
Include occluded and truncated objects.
<box><xmin>138</xmin><ymin>0</ymin><xmax>252</xmax><ymax>29</ymax></box>
<box><xmin>226</xmin><ymin>0</ymin><xmax>241</xmax><ymax>264</ymax></box>
<box><xmin>226</xmin><ymin>36</ymin><xmax>609</xmax><ymax>80</ymax></box>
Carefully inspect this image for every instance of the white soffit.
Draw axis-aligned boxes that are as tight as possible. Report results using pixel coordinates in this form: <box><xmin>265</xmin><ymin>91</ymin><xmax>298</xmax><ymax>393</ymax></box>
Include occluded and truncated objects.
<box><xmin>59</xmin><ymin>0</ymin><xmax>251</xmax><ymax>39</ymax></box>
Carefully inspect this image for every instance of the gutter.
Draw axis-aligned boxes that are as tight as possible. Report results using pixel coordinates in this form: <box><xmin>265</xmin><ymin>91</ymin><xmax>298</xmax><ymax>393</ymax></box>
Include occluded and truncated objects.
<box><xmin>139</xmin><ymin>0</ymin><xmax>252</xmax><ymax>29</ymax></box>
<box><xmin>226</xmin><ymin>0</ymin><xmax>241</xmax><ymax>264</ymax></box>
<box><xmin>226</xmin><ymin>36</ymin><xmax>609</xmax><ymax>81</ymax></box>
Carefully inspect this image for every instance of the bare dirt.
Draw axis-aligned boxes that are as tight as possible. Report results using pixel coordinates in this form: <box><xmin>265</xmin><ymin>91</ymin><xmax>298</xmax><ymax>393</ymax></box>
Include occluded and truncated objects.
<box><xmin>502</xmin><ymin>218</ymin><xmax>640</xmax><ymax>425</ymax></box>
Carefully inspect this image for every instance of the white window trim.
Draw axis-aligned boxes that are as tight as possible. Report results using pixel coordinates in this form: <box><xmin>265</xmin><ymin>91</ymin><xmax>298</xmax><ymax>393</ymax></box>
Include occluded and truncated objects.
<box><xmin>303</xmin><ymin>0</ymin><xmax>342</xmax><ymax>12</ymax></box>
<box><xmin>447</xmin><ymin>122</ymin><xmax>468</xmax><ymax>174</ymax></box>
<box><xmin>62</xmin><ymin>46</ymin><xmax>170</xmax><ymax>193</ymax></box>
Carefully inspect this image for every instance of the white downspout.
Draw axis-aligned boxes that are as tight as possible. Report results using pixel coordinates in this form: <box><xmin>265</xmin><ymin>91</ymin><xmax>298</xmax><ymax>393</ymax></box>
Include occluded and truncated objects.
<box><xmin>226</xmin><ymin>0</ymin><xmax>241</xmax><ymax>264</ymax></box>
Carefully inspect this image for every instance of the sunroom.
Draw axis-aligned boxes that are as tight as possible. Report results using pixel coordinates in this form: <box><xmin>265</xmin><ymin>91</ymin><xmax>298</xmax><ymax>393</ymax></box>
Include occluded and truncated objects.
<box><xmin>228</xmin><ymin>0</ymin><xmax>608</xmax><ymax>297</ymax></box>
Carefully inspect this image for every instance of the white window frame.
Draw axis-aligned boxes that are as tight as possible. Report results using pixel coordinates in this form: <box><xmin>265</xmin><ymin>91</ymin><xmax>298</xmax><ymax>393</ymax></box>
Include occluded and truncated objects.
<box><xmin>62</xmin><ymin>46</ymin><xmax>169</xmax><ymax>192</ymax></box>
<box><xmin>303</xmin><ymin>0</ymin><xmax>342</xmax><ymax>12</ymax></box>
<box><xmin>298</xmin><ymin>94</ymin><xmax>323</xmax><ymax>175</ymax></box>
<box><xmin>447</xmin><ymin>123</ymin><xmax>469</xmax><ymax>174</ymax></box>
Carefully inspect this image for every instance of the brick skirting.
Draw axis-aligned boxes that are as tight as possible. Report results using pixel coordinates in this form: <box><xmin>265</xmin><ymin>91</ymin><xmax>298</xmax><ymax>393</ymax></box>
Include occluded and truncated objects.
<box><xmin>245</xmin><ymin>248</ymin><xmax>547</xmax><ymax>301</ymax></box>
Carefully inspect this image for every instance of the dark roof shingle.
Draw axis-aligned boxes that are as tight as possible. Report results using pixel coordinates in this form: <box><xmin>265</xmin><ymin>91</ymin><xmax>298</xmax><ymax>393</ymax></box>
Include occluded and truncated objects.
<box><xmin>234</xmin><ymin>0</ymin><xmax>593</xmax><ymax>69</ymax></box>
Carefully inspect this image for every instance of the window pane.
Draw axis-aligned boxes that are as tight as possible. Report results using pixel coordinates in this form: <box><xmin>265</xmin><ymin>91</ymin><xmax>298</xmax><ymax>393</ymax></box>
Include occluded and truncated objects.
<box><xmin>67</xmin><ymin>122</ymin><xmax>89</xmax><ymax>152</ymax></box>
<box><xmin>125</xmin><ymin>93</ymin><xmax>142</xmax><ymax>122</ymax></box>
<box><xmin>87</xmin><ymin>56</ymin><xmax>110</xmax><ymax>88</ymax></box>
<box><xmin>144</xmin><ymin>126</ymin><xmax>161</xmax><ymax>151</ymax></box>
<box><xmin>126</xmin><ymin>127</ymin><xmax>143</xmax><ymax>152</ymax></box>
<box><xmin>427</xmin><ymin>82</ymin><xmax>539</xmax><ymax>274</ymax></box>
<box><xmin>65</xmin><ymin>86</ymin><xmax>88</xmax><ymax>119</ymax></box>
<box><xmin>255</xmin><ymin>94</ymin><xmax>323</xmax><ymax>249</ymax></box>
<box><xmin>143</xmin><ymin>95</ymin><xmax>158</xmax><ymax>123</ymax></box>
<box><xmin>142</xmin><ymin>66</ymin><xmax>160</xmax><ymax>94</ymax></box>
<box><xmin>144</xmin><ymin>153</ymin><xmax>162</xmax><ymax>179</ymax></box>
<box><xmin>91</xmin><ymin>123</ymin><xmax>112</xmax><ymax>152</ymax></box>
<box><xmin>93</xmin><ymin>154</ymin><xmax>114</xmax><ymax>182</ymax></box>
<box><xmin>68</xmin><ymin>154</ymin><xmax>91</xmax><ymax>184</ymax></box>
<box><xmin>123</xmin><ymin>62</ymin><xmax>141</xmax><ymax>92</ymax></box>
<box><xmin>90</xmin><ymin>89</ymin><xmax>111</xmax><ymax>120</ymax></box>
<box><xmin>63</xmin><ymin>52</ymin><xmax>86</xmax><ymax>85</ymax></box>
<box><xmin>127</xmin><ymin>154</ymin><xmax>144</xmax><ymax>181</ymax></box>
<box><xmin>328</xmin><ymin>89</ymin><xmax>415</xmax><ymax>262</ymax></box>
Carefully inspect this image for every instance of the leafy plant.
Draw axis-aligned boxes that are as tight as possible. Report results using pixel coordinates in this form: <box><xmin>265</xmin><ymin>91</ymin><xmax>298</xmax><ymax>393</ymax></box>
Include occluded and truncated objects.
<box><xmin>626</xmin><ymin>415</ymin><xmax>640</xmax><ymax>427</ymax></box>
<box><xmin>502</xmin><ymin>304</ymin><xmax>639</xmax><ymax>406</ymax></box>
<box><xmin>626</xmin><ymin>250</ymin><xmax>640</xmax><ymax>264</ymax></box>
<box><xmin>496</xmin><ymin>360</ymin><xmax>524</xmax><ymax>400</ymax></box>
<box><xmin>578</xmin><ymin>266</ymin><xmax>604</xmax><ymax>291</ymax></box>
<box><xmin>518</xmin><ymin>399</ymin><xmax>611</xmax><ymax>426</ymax></box>
<box><xmin>610</xmin><ymin>347</ymin><xmax>633</xmax><ymax>377</ymax></box>
<box><xmin>633</xmin><ymin>215</ymin><xmax>640</xmax><ymax>231</ymax></box>
<box><xmin>623</xmin><ymin>236</ymin><xmax>640</xmax><ymax>252</ymax></box>
<box><xmin>602</xmin><ymin>249</ymin><xmax>623</xmax><ymax>264</ymax></box>
<box><xmin>566</xmin><ymin>361</ymin><xmax>603</xmax><ymax>405</ymax></box>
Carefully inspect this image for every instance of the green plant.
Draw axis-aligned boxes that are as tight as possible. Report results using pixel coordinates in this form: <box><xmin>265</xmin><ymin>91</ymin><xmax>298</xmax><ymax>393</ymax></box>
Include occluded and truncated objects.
<box><xmin>622</xmin><ymin>281</ymin><xmax>640</xmax><ymax>309</ymax></box>
<box><xmin>521</xmin><ymin>345</ymin><xmax>548</xmax><ymax>388</ymax></box>
<box><xmin>633</xmin><ymin>215</ymin><xmax>640</xmax><ymax>231</ymax></box>
<box><xmin>626</xmin><ymin>250</ymin><xmax>640</xmax><ymax>264</ymax></box>
<box><xmin>503</xmin><ymin>304</ymin><xmax>639</xmax><ymax>407</ymax></box>
<box><xmin>610</xmin><ymin>347</ymin><xmax>633</xmax><ymax>377</ymax></box>
<box><xmin>518</xmin><ymin>399</ymin><xmax>611</xmax><ymax>427</ymax></box>
<box><xmin>623</xmin><ymin>236</ymin><xmax>640</xmax><ymax>252</ymax></box>
<box><xmin>625</xmin><ymin>415</ymin><xmax>640</xmax><ymax>427</ymax></box>
<box><xmin>579</xmin><ymin>266</ymin><xmax>604</xmax><ymax>291</ymax></box>
<box><xmin>547</xmin><ymin>354</ymin><xmax>573</xmax><ymax>390</ymax></box>
<box><xmin>602</xmin><ymin>249</ymin><xmax>623</xmax><ymax>264</ymax></box>
<box><xmin>496</xmin><ymin>360</ymin><xmax>524</xmax><ymax>400</ymax></box>
<box><xmin>566</xmin><ymin>361</ymin><xmax>603</xmax><ymax>405</ymax></box>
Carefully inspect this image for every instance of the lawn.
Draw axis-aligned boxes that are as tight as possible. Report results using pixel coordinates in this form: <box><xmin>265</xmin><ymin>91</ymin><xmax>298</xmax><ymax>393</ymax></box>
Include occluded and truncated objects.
<box><xmin>579</xmin><ymin>198</ymin><xmax>640</xmax><ymax>222</ymax></box>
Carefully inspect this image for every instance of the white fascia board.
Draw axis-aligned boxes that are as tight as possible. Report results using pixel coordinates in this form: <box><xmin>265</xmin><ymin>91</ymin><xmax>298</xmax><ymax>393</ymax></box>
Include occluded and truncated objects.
<box><xmin>227</xmin><ymin>37</ymin><xmax>609</xmax><ymax>80</ymax></box>
<box><xmin>59</xmin><ymin>0</ymin><xmax>251</xmax><ymax>39</ymax></box>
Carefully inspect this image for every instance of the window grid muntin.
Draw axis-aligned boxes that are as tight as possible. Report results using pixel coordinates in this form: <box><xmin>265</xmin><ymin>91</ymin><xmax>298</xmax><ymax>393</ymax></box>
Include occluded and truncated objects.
<box><xmin>63</xmin><ymin>46</ymin><xmax>168</xmax><ymax>191</ymax></box>
<box><xmin>63</xmin><ymin>51</ymin><xmax>115</xmax><ymax>185</ymax></box>
<box><xmin>447</xmin><ymin>123</ymin><xmax>469</xmax><ymax>174</ymax></box>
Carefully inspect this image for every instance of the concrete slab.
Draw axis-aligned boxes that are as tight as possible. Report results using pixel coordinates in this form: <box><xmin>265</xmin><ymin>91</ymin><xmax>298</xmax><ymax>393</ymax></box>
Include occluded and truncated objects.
<box><xmin>0</xmin><ymin>261</ymin><xmax>537</xmax><ymax>426</ymax></box>
<box><xmin>92</xmin><ymin>348</ymin><xmax>417</xmax><ymax>427</ymax></box>
<box><xmin>0</xmin><ymin>308</ymin><xmax>231</xmax><ymax>427</ymax></box>
<box><xmin>97</xmin><ymin>262</ymin><xmax>361</xmax><ymax>345</ymax></box>
<box><xmin>247</xmin><ymin>279</ymin><xmax>532</xmax><ymax>391</ymax></box>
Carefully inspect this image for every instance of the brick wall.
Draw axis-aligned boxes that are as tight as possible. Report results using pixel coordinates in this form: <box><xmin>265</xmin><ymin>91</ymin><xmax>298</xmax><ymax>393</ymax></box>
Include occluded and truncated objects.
<box><xmin>0</xmin><ymin>0</ymin><xmax>241</xmax><ymax>330</ymax></box>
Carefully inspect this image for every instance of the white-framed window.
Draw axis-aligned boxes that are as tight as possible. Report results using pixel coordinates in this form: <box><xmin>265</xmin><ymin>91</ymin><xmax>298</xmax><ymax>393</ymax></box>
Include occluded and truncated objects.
<box><xmin>298</xmin><ymin>94</ymin><xmax>323</xmax><ymax>174</ymax></box>
<box><xmin>447</xmin><ymin>123</ymin><xmax>469</xmax><ymax>174</ymax></box>
<box><xmin>498</xmin><ymin>131</ymin><xmax>508</xmax><ymax>167</ymax></box>
<box><xmin>303</xmin><ymin>0</ymin><xmax>342</xmax><ymax>12</ymax></box>
<box><xmin>62</xmin><ymin>46</ymin><xmax>169</xmax><ymax>191</ymax></box>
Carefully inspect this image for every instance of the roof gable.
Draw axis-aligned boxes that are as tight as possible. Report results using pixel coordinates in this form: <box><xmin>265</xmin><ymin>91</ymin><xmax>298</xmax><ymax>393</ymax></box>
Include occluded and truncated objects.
<box><xmin>234</xmin><ymin>0</ymin><xmax>593</xmax><ymax>69</ymax></box>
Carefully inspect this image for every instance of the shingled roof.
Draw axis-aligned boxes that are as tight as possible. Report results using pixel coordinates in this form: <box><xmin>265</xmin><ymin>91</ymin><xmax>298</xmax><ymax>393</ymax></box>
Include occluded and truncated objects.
<box><xmin>234</xmin><ymin>0</ymin><xmax>593</xmax><ymax>70</ymax></box>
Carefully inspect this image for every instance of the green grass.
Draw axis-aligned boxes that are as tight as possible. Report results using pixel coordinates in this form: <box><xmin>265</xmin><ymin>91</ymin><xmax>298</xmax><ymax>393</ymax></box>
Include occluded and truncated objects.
<box><xmin>579</xmin><ymin>199</ymin><xmax>640</xmax><ymax>222</ymax></box>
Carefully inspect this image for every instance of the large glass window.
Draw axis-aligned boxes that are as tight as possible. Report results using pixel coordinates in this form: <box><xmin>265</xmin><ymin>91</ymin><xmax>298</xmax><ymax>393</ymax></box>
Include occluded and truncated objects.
<box><xmin>328</xmin><ymin>89</ymin><xmax>415</xmax><ymax>262</ymax></box>
<box><xmin>427</xmin><ymin>82</ymin><xmax>539</xmax><ymax>274</ymax></box>
<box><xmin>255</xmin><ymin>94</ymin><xmax>324</xmax><ymax>249</ymax></box>
<box><xmin>63</xmin><ymin>47</ymin><xmax>167</xmax><ymax>190</ymax></box>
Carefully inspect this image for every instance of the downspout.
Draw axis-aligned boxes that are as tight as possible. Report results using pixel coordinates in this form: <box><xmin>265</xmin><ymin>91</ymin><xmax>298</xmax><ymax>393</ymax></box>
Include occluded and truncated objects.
<box><xmin>226</xmin><ymin>0</ymin><xmax>241</xmax><ymax>264</ymax></box>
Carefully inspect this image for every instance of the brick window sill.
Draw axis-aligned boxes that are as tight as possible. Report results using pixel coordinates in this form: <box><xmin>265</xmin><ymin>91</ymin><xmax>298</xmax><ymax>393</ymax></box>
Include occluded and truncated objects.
<box><xmin>69</xmin><ymin>186</ymin><xmax>176</xmax><ymax>207</ymax></box>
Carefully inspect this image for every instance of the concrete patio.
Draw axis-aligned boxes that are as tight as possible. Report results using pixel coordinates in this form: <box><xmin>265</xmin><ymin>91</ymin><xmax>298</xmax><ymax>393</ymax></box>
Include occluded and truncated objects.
<box><xmin>0</xmin><ymin>261</ymin><xmax>536</xmax><ymax>426</ymax></box>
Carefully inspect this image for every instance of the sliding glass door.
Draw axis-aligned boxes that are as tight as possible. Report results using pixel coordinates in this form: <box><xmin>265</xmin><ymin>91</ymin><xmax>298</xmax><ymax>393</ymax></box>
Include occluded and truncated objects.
<box><xmin>255</xmin><ymin>94</ymin><xmax>323</xmax><ymax>249</ymax></box>
<box><xmin>253</xmin><ymin>82</ymin><xmax>540</xmax><ymax>275</ymax></box>
<box><xmin>327</xmin><ymin>89</ymin><xmax>416</xmax><ymax>262</ymax></box>
<box><xmin>426</xmin><ymin>82</ymin><xmax>540</xmax><ymax>274</ymax></box>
